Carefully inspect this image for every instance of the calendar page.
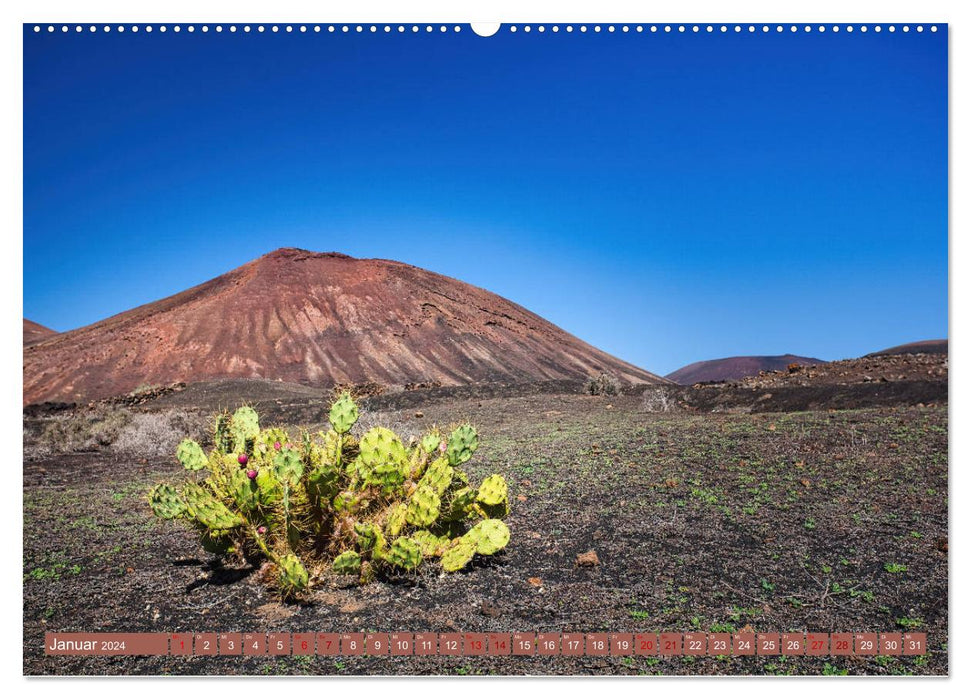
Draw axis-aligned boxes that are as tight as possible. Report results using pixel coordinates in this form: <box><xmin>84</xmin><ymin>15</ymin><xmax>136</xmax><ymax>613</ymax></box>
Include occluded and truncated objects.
<box><xmin>21</xmin><ymin>14</ymin><xmax>947</xmax><ymax>678</ymax></box>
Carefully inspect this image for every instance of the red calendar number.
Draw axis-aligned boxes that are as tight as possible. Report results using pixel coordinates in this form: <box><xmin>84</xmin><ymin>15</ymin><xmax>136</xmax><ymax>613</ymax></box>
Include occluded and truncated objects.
<box><xmin>660</xmin><ymin>633</ymin><xmax>683</xmax><ymax>656</ymax></box>
<box><xmin>414</xmin><ymin>633</ymin><xmax>437</xmax><ymax>656</ymax></box>
<box><xmin>292</xmin><ymin>633</ymin><xmax>314</xmax><ymax>656</ymax></box>
<box><xmin>316</xmin><ymin>633</ymin><xmax>339</xmax><ymax>656</ymax></box>
<box><xmin>537</xmin><ymin>633</ymin><xmax>560</xmax><ymax>655</ymax></box>
<box><xmin>194</xmin><ymin>633</ymin><xmax>217</xmax><ymax>657</ymax></box>
<box><xmin>464</xmin><ymin>633</ymin><xmax>487</xmax><ymax>656</ymax></box>
<box><xmin>635</xmin><ymin>633</ymin><xmax>658</xmax><ymax>656</ymax></box>
<box><xmin>807</xmin><ymin>633</ymin><xmax>829</xmax><ymax>656</ymax></box>
<box><xmin>170</xmin><ymin>633</ymin><xmax>192</xmax><ymax>656</ymax></box>
<box><xmin>903</xmin><ymin>633</ymin><xmax>927</xmax><ymax>656</ymax></box>
<box><xmin>340</xmin><ymin>633</ymin><xmax>365</xmax><ymax>655</ymax></box>
<box><xmin>488</xmin><ymin>633</ymin><xmax>511</xmax><ymax>656</ymax></box>
<box><xmin>561</xmin><ymin>633</ymin><xmax>584</xmax><ymax>656</ymax></box>
<box><xmin>831</xmin><ymin>633</ymin><xmax>853</xmax><ymax>656</ymax></box>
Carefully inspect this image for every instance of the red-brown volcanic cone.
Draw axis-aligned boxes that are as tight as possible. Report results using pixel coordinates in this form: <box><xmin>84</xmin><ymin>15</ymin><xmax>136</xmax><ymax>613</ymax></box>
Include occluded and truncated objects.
<box><xmin>23</xmin><ymin>318</ymin><xmax>57</xmax><ymax>347</ymax></box>
<box><xmin>23</xmin><ymin>249</ymin><xmax>663</xmax><ymax>404</ymax></box>
<box><xmin>666</xmin><ymin>354</ymin><xmax>826</xmax><ymax>385</ymax></box>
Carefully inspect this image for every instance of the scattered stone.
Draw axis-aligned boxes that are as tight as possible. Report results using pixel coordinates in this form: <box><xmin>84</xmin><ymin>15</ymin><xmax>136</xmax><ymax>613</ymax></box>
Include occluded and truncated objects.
<box><xmin>576</xmin><ymin>550</ymin><xmax>600</xmax><ymax>568</ymax></box>
<box><xmin>480</xmin><ymin>600</ymin><xmax>501</xmax><ymax>617</ymax></box>
<box><xmin>527</xmin><ymin>577</ymin><xmax>543</xmax><ymax>587</ymax></box>
<box><xmin>414</xmin><ymin>411</ymin><xmax>424</xmax><ymax>418</ymax></box>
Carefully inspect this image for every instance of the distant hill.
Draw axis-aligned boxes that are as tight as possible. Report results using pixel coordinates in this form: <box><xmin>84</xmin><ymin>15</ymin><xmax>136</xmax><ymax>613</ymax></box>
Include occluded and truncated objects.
<box><xmin>23</xmin><ymin>248</ymin><xmax>664</xmax><ymax>405</ymax></box>
<box><xmin>666</xmin><ymin>354</ymin><xmax>825</xmax><ymax>385</ymax></box>
<box><xmin>867</xmin><ymin>339</ymin><xmax>948</xmax><ymax>357</ymax></box>
<box><xmin>23</xmin><ymin>319</ymin><xmax>57</xmax><ymax>346</ymax></box>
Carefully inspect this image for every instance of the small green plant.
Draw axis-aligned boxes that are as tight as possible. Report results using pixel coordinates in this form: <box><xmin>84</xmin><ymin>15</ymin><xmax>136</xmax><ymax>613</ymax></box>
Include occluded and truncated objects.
<box><xmin>896</xmin><ymin>616</ymin><xmax>924</xmax><ymax>630</ymax></box>
<box><xmin>884</xmin><ymin>562</ymin><xmax>908</xmax><ymax>574</ymax></box>
<box><xmin>822</xmin><ymin>662</ymin><xmax>848</xmax><ymax>676</ymax></box>
<box><xmin>148</xmin><ymin>393</ymin><xmax>511</xmax><ymax>597</ymax></box>
<box><xmin>760</xmin><ymin>578</ymin><xmax>776</xmax><ymax>593</ymax></box>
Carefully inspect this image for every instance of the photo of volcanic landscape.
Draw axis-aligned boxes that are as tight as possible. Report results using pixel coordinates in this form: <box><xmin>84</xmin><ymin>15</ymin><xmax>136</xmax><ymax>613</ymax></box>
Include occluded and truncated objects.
<box><xmin>22</xmin><ymin>23</ymin><xmax>947</xmax><ymax>677</ymax></box>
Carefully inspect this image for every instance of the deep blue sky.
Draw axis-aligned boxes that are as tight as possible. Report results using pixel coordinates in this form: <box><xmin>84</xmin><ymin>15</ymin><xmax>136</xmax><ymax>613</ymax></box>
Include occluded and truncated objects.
<box><xmin>23</xmin><ymin>25</ymin><xmax>947</xmax><ymax>375</ymax></box>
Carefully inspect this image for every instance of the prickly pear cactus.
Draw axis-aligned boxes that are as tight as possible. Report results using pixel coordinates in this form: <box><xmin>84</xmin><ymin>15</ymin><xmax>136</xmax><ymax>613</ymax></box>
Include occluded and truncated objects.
<box><xmin>148</xmin><ymin>484</ymin><xmax>185</xmax><ymax>519</ymax></box>
<box><xmin>176</xmin><ymin>439</ymin><xmax>208</xmax><ymax>471</ymax></box>
<box><xmin>230</xmin><ymin>406</ymin><xmax>260</xmax><ymax>453</ymax></box>
<box><xmin>441</xmin><ymin>537</ymin><xmax>477</xmax><ymax>572</ymax></box>
<box><xmin>277</xmin><ymin>553</ymin><xmax>309</xmax><ymax>592</ymax></box>
<box><xmin>333</xmin><ymin>550</ymin><xmax>362</xmax><ymax>575</ymax></box>
<box><xmin>148</xmin><ymin>394</ymin><xmax>512</xmax><ymax>597</ymax></box>
<box><xmin>446</xmin><ymin>425</ymin><xmax>478</xmax><ymax>466</ymax></box>
<box><xmin>329</xmin><ymin>392</ymin><xmax>359</xmax><ymax>434</ymax></box>
<box><xmin>465</xmin><ymin>519</ymin><xmax>510</xmax><ymax>555</ymax></box>
<box><xmin>273</xmin><ymin>448</ymin><xmax>305</xmax><ymax>486</ymax></box>
<box><xmin>383</xmin><ymin>537</ymin><xmax>423</xmax><ymax>570</ymax></box>
<box><xmin>405</xmin><ymin>484</ymin><xmax>441</xmax><ymax>527</ymax></box>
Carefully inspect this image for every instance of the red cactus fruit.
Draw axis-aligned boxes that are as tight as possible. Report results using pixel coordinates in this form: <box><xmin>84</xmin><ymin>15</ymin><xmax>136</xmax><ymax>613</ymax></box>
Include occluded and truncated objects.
<box><xmin>247</xmin><ymin>469</ymin><xmax>258</xmax><ymax>479</ymax></box>
<box><xmin>237</xmin><ymin>454</ymin><xmax>248</xmax><ymax>465</ymax></box>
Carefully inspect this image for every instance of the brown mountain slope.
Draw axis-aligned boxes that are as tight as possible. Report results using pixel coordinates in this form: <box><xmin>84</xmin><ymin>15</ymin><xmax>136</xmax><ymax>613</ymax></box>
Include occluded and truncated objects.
<box><xmin>23</xmin><ymin>319</ymin><xmax>57</xmax><ymax>346</ymax></box>
<box><xmin>867</xmin><ymin>339</ymin><xmax>948</xmax><ymax>357</ymax></box>
<box><xmin>23</xmin><ymin>248</ymin><xmax>663</xmax><ymax>404</ymax></box>
<box><xmin>666</xmin><ymin>354</ymin><xmax>825</xmax><ymax>385</ymax></box>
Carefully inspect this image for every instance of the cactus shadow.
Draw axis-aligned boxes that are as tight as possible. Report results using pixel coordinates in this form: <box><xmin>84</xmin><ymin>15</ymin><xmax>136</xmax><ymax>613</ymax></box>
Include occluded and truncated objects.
<box><xmin>182</xmin><ymin>559</ymin><xmax>257</xmax><ymax>593</ymax></box>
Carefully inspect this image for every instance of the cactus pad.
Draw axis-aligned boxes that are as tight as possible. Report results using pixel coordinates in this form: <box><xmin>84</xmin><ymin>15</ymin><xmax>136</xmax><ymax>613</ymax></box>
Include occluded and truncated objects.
<box><xmin>446</xmin><ymin>424</ymin><xmax>478</xmax><ymax>466</ymax></box>
<box><xmin>278</xmin><ymin>553</ymin><xmax>309</xmax><ymax>592</ymax></box>
<box><xmin>273</xmin><ymin>448</ymin><xmax>305</xmax><ymax>486</ymax></box>
<box><xmin>333</xmin><ymin>550</ymin><xmax>362</xmax><ymax>575</ymax></box>
<box><xmin>359</xmin><ymin>427</ymin><xmax>408</xmax><ymax>490</ymax></box>
<box><xmin>411</xmin><ymin>530</ymin><xmax>450</xmax><ymax>557</ymax></box>
<box><xmin>440</xmin><ymin>537</ymin><xmax>477</xmax><ymax>572</ymax></box>
<box><xmin>384</xmin><ymin>537</ymin><xmax>423</xmax><ymax>570</ymax></box>
<box><xmin>420</xmin><ymin>430</ymin><xmax>443</xmax><ymax>455</ymax></box>
<box><xmin>181</xmin><ymin>484</ymin><xmax>243</xmax><ymax>530</ymax></box>
<box><xmin>385</xmin><ymin>502</ymin><xmax>408</xmax><ymax>537</ymax></box>
<box><xmin>230</xmin><ymin>468</ymin><xmax>260</xmax><ymax>511</ymax></box>
<box><xmin>419</xmin><ymin>457</ymin><xmax>454</xmax><ymax>496</ymax></box>
<box><xmin>465</xmin><ymin>519</ymin><xmax>510</xmax><ymax>555</ymax></box>
<box><xmin>148</xmin><ymin>484</ymin><xmax>186</xmax><ymax>519</ymax></box>
<box><xmin>176</xmin><ymin>439</ymin><xmax>208</xmax><ymax>472</ymax></box>
<box><xmin>230</xmin><ymin>406</ymin><xmax>260</xmax><ymax>453</ymax></box>
<box><xmin>329</xmin><ymin>392</ymin><xmax>359</xmax><ymax>434</ymax></box>
<box><xmin>405</xmin><ymin>483</ymin><xmax>441</xmax><ymax>527</ymax></box>
<box><xmin>477</xmin><ymin>474</ymin><xmax>508</xmax><ymax>506</ymax></box>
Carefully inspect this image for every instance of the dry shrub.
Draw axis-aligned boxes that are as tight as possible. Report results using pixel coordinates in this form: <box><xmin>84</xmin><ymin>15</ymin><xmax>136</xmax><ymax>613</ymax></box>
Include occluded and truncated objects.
<box><xmin>32</xmin><ymin>409</ymin><xmax>132</xmax><ymax>455</ymax></box>
<box><xmin>112</xmin><ymin>411</ymin><xmax>208</xmax><ymax>456</ymax></box>
<box><xmin>585</xmin><ymin>373</ymin><xmax>618</xmax><ymax>396</ymax></box>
